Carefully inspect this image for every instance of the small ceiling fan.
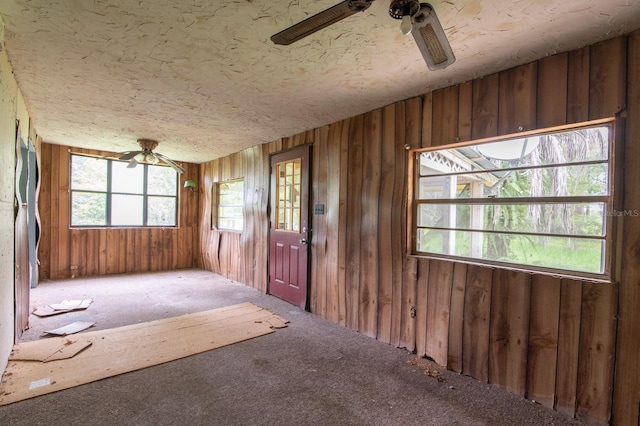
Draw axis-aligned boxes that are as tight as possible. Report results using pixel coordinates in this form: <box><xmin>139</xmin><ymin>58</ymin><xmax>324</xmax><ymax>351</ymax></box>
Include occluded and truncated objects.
<box><xmin>271</xmin><ymin>0</ymin><xmax>455</xmax><ymax>71</ymax></box>
<box><xmin>118</xmin><ymin>138</ymin><xmax>185</xmax><ymax>174</ymax></box>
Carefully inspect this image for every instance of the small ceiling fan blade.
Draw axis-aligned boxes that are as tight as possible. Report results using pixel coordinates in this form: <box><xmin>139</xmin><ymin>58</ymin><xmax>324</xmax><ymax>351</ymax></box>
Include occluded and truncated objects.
<box><xmin>411</xmin><ymin>3</ymin><xmax>455</xmax><ymax>70</ymax></box>
<box><xmin>155</xmin><ymin>153</ymin><xmax>185</xmax><ymax>174</ymax></box>
<box><xmin>119</xmin><ymin>151</ymin><xmax>141</xmax><ymax>161</ymax></box>
<box><xmin>271</xmin><ymin>0</ymin><xmax>374</xmax><ymax>46</ymax></box>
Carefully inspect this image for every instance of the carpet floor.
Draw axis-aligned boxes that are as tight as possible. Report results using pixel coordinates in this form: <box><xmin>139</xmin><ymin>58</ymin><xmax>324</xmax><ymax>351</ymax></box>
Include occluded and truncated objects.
<box><xmin>0</xmin><ymin>269</ymin><xmax>584</xmax><ymax>425</ymax></box>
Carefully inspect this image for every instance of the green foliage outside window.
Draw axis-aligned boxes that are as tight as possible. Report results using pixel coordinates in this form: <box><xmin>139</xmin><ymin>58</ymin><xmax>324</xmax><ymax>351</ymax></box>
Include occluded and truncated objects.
<box><xmin>70</xmin><ymin>154</ymin><xmax>178</xmax><ymax>227</ymax></box>
<box><xmin>412</xmin><ymin>119</ymin><xmax>615</xmax><ymax>280</ymax></box>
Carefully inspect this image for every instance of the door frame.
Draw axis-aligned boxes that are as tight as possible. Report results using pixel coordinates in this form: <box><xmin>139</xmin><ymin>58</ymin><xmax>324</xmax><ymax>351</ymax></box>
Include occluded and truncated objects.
<box><xmin>267</xmin><ymin>144</ymin><xmax>312</xmax><ymax>309</ymax></box>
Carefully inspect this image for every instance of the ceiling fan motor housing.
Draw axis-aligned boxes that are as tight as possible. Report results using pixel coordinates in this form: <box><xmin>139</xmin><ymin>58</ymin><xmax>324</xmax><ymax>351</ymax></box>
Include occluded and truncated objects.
<box><xmin>389</xmin><ymin>0</ymin><xmax>421</xmax><ymax>19</ymax></box>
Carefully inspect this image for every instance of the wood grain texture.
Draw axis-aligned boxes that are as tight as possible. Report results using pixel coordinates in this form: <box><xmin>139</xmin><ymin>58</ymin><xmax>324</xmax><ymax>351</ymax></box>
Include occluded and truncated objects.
<box><xmin>432</xmin><ymin>86</ymin><xmax>459</xmax><ymax>146</ymax></box>
<box><xmin>526</xmin><ymin>275</ymin><xmax>560</xmax><ymax>408</ymax></box>
<box><xmin>376</xmin><ymin>105</ymin><xmax>396</xmax><ymax>344</ymax></box>
<box><xmin>34</xmin><ymin>33</ymin><xmax>638</xmax><ymax>425</ymax></box>
<box><xmin>447</xmin><ymin>263</ymin><xmax>467</xmax><ymax>373</ymax></box>
<box><xmin>555</xmin><ymin>279</ymin><xmax>582</xmax><ymax>418</ymax></box>
<box><xmin>612</xmin><ymin>29</ymin><xmax>640</xmax><ymax>426</ymax></box>
<box><xmin>425</xmin><ymin>260</ymin><xmax>453</xmax><ymax>366</ymax></box>
<box><xmin>359</xmin><ymin>110</ymin><xmax>381</xmax><ymax>338</ymax></box>
<box><xmin>399</xmin><ymin>97</ymin><xmax>422</xmax><ymax>351</ymax></box>
<box><xmin>345</xmin><ymin>114</ymin><xmax>364</xmax><ymax>331</ymax></box>
<box><xmin>462</xmin><ymin>265</ymin><xmax>493</xmax><ymax>381</ymax></box>
<box><xmin>326</xmin><ymin>121</ymin><xmax>343</xmax><ymax>324</ymax></box>
<box><xmin>389</xmin><ymin>103</ymin><xmax>406</xmax><ymax>348</ymax></box>
<box><xmin>489</xmin><ymin>269</ymin><xmax>531</xmax><ymax>396</ymax></box>
<box><xmin>567</xmin><ymin>47</ymin><xmax>590</xmax><ymax>124</ymax></box>
<box><xmin>415</xmin><ymin>258</ymin><xmax>429</xmax><ymax>357</ymax></box>
<box><xmin>576</xmin><ymin>283</ymin><xmax>617</xmax><ymax>424</ymax></box>
<box><xmin>498</xmin><ymin>63</ymin><xmax>537</xmax><ymax>134</ymax></box>
<box><xmin>39</xmin><ymin>144</ymin><xmax>200</xmax><ymax>279</ymax></box>
<box><xmin>537</xmin><ymin>53</ymin><xmax>568</xmax><ymax>128</ymax></box>
<box><xmin>472</xmin><ymin>74</ymin><xmax>499</xmax><ymax>139</ymax></box>
<box><xmin>589</xmin><ymin>37</ymin><xmax>627</xmax><ymax>120</ymax></box>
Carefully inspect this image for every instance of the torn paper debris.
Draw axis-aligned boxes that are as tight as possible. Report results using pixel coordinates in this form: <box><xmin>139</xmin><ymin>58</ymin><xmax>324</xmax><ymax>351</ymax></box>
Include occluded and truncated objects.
<box><xmin>32</xmin><ymin>299</ymin><xmax>93</xmax><ymax>317</ymax></box>
<box><xmin>49</xmin><ymin>299</ymin><xmax>93</xmax><ymax>311</ymax></box>
<box><xmin>44</xmin><ymin>321</ymin><xmax>96</xmax><ymax>336</ymax></box>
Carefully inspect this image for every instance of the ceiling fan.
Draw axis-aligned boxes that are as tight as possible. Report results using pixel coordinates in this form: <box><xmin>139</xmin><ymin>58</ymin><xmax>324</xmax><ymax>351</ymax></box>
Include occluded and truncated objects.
<box><xmin>118</xmin><ymin>138</ymin><xmax>185</xmax><ymax>174</ymax></box>
<box><xmin>271</xmin><ymin>0</ymin><xmax>455</xmax><ymax>71</ymax></box>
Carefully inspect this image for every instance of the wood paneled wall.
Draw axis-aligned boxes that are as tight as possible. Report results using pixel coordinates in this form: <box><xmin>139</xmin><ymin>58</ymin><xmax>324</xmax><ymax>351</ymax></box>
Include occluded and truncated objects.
<box><xmin>199</xmin><ymin>33</ymin><xmax>640</xmax><ymax>425</ymax></box>
<box><xmin>38</xmin><ymin>144</ymin><xmax>200</xmax><ymax>279</ymax></box>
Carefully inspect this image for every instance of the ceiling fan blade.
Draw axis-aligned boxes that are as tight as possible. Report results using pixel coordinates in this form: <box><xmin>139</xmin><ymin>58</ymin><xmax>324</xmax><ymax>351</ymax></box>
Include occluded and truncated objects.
<box><xmin>155</xmin><ymin>153</ymin><xmax>185</xmax><ymax>174</ymax></box>
<box><xmin>411</xmin><ymin>3</ymin><xmax>455</xmax><ymax>70</ymax></box>
<box><xmin>271</xmin><ymin>0</ymin><xmax>374</xmax><ymax>46</ymax></box>
<box><xmin>119</xmin><ymin>151</ymin><xmax>141</xmax><ymax>161</ymax></box>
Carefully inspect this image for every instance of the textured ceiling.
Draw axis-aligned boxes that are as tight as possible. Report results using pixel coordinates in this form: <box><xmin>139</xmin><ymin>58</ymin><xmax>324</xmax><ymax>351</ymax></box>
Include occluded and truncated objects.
<box><xmin>1</xmin><ymin>0</ymin><xmax>639</xmax><ymax>164</ymax></box>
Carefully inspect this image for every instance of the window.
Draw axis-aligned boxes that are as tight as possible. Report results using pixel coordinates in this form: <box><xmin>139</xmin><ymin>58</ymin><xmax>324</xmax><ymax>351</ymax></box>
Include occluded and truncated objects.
<box><xmin>70</xmin><ymin>154</ymin><xmax>178</xmax><ymax>227</ymax></box>
<box><xmin>213</xmin><ymin>179</ymin><xmax>244</xmax><ymax>231</ymax></box>
<box><xmin>409</xmin><ymin>118</ymin><xmax>617</xmax><ymax>281</ymax></box>
<box><xmin>275</xmin><ymin>158</ymin><xmax>301</xmax><ymax>232</ymax></box>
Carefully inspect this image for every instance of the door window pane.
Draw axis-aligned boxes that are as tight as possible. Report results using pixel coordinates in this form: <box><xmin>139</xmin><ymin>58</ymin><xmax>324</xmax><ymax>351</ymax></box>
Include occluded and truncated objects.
<box><xmin>276</xmin><ymin>159</ymin><xmax>301</xmax><ymax>232</ymax></box>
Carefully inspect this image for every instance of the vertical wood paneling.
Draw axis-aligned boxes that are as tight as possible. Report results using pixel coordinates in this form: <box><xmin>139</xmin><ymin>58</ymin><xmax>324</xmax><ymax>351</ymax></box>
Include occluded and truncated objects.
<box><xmin>389</xmin><ymin>103</ymin><xmax>406</xmax><ymax>347</ymax></box>
<box><xmin>432</xmin><ymin>86</ymin><xmax>459</xmax><ymax>146</ymax></box>
<box><xmin>399</xmin><ymin>97</ymin><xmax>422</xmax><ymax>351</ymax></box>
<box><xmin>457</xmin><ymin>81</ymin><xmax>473</xmax><ymax>142</ymax></box>
<box><xmin>567</xmin><ymin>47</ymin><xmax>590</xmax><ymax>123</ymax></box>
<box><xmin>489</xmin><ymin>270</ymin><xmax>531</xmax><ymax>396</ymax></box>
<box><xmin>326</xmin><ymin>121</ymin><xmax>343</xmax><ymax>324</ymax></box>
<box><xmin>472</xmin><ymin>74</ymin><xmax>499</xmax><ymax>139</ymax></box>
<box><xmin>359</xmin><ymin>110</ymin><xmax>381</xmax><ymax>338</ymax></box>
<box><xmin>498</xmin><ymin>63</ymin><xmax>537</xmax><ymax>134</ymax></box>
<box><xmin>447</xmin><ymin>263</ymin><xmax>467</xmax><ymax>373</ymax></box>
<box><xmin>337</xmin><ymin>118</ymin><xmax>350</xmax><ymax>326</ymax></box>
<box><xmin>414</xmin><ymin>93</ymin><xmax>433</xmax><ymax>355</ymax></box>
<box><xmin>34</xmin><ymin>33</ymin><xmax>636</xmax><ymax>426</ymax></box>
<box><xmin>613</xmin><ymin>29</ymin><xmax>640</xmax><ymax>426</ymax></box>
<box><xmin>526</xmin><ymin>275</ymin><xmax>561</xmax><ymax>408</ymax></box>
<box><xmin>576</xmin><ymin>283</ymin><xmax>617</xmax><ymax>423</ymax></box>
<box><xmin>415</xmin><ymin>259</ymin><xmax>429</xmax><ymax>357</ymax></box>
<box><xmin>537</xmin><ymin>53</ymin><xmax>568</xmax><ymax>128</ymax></box>
<box><xmin>311</xmin><ymin>127</ymin><xmax>328</xmax><ymax>316</ymax></box>
<box><xmin>555</xmin><ymin>279</ymin><xmax>583</xmax><ymax>418</ymax></box>
<box><xmin>38</xmin><ymin>143</ymin><xmax>51</xmax><ymax>278</ymax></box>
<box><xmin>345</xmin><ymin>114</ymin><xmax>364</xmax><ymax>331</ymax></box>
<box><xmin>57</xmin><ymin>145</ymin><xmax>71</xmax><ymax>278</ymax></box>
<box><xmin>376</xmin><ymin>105</ymin><xmax>396</xmax><ymax>344</ymax></box>
<box><xmin>39</xmin><ymin>144</ymin><xmax>198</xmax><ymax>279</ymax></box>
<box><xmin>589</xmin><ymin>37</ymin><xmax>627</xmax><ymax>119</ymax></box>
<box><xmin>425</xmin><ymin>259</ymin><xmax>453</xmax><ymax>365</ymax></box>
<box><xmin>462</xmin><ymin>265</ymin><xmax>493</xmax><ymax>381</ymax></box>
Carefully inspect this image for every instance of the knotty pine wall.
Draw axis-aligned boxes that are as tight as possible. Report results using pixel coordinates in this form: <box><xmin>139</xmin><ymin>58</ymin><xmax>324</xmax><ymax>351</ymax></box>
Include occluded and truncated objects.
<box><xmin>199</xmin><ymin>32</ymin><xmax>640</xmax><ymax>425</ymax></box>
<box><xmin>38</xmin><ymin>144</ymin><xmax>200</xmax><ymax>279</ymax></box>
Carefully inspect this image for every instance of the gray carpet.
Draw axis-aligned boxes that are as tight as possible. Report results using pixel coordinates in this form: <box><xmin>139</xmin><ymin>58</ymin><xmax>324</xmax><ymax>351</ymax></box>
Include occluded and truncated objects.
<box><xmin>0</xmin><ymin>269</ymin><xmax>584</xmax><ymax>425</ymax></box>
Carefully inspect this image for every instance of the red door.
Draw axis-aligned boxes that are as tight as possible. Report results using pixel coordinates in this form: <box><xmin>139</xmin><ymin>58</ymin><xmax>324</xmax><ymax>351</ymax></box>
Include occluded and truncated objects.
<box><xmin>268</xmin><ymin>145</ymin><xmax>310</xmax><ymax>309</ymax></box>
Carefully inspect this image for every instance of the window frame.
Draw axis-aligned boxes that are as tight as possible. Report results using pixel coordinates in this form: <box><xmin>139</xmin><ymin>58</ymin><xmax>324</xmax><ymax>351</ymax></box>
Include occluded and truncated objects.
<box><xmin>69</xmin><ymin>153</ymin><xmax>179</xmax><ymax>228</ymax></box>
<box><xmin>407</xmin><ymin>117</ymin><xmax>621</xmax><ymax>283</ymax></box>
<box><xmin>212</xmin><ymin>178</ymin><xmax>245</xmax><ymax>232</ymax></box>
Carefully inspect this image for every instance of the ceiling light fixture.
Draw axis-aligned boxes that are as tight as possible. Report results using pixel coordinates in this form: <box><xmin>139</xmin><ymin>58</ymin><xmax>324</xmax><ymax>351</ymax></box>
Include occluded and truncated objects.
<box><xmin>409</xmin><ymin>3</ymin><xmax>456</xmax><ymax>70</ymax></box>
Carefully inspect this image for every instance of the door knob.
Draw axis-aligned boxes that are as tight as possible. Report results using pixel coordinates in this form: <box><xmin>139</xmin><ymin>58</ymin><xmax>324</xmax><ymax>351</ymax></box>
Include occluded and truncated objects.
<box><xmin>299</xmin><ymin>238</ymin><xmax>307</xmax><ymax>245</ymax></box>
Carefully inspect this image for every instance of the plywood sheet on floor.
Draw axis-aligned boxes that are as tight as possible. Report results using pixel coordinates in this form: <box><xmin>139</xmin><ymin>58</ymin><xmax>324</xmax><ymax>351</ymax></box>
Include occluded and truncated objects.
<box><xmin>0</xmin><ymin>302</ymin><xmax>288</xmax><ymax>405</ymax></box>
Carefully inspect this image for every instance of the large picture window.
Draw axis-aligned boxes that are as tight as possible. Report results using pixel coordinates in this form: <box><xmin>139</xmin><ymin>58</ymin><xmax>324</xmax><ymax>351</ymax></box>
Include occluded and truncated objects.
<box><xmin>409</xmin><ymin>118</ymin><xmax>617</xmax><ymax>281</ymax></box>
<box><xmin>70</xmin><ymin>154</ymin><xmax>178</xmax><ymax>227</ymax></box>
